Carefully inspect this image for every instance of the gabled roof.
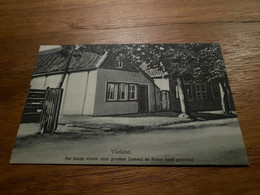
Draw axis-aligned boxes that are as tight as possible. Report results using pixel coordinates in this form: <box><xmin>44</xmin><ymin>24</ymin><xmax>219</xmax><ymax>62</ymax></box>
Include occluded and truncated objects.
<box><xmin>33</xmin><ymin>48</ymin><xmax>103</xmax><ymax>76</ymax></box>
<box><xmin>139</xmin><ymin>63</ymin><xmax>167</xmax><ymax>78</ymax></box>
<box><xmin>33</xmin><ymin>47</ymin><xmax>163</xmax><ymax>82</ymax></box>
<box><xmin>99</xmin><ymin>53</ymin><xmax>138</xmax><ymax>72</ymax></box>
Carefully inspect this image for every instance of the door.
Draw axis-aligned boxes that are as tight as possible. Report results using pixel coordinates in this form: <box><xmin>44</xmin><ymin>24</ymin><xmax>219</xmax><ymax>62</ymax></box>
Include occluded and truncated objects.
<box><xmin>161</xmin><ymin>90</ymin><xmax>170</xmax><ymax>111</ymax></box>
<box><xmin>139</xmin><ymin>85</ymin><xmax>149</xmax><ymax>113</ymax></box>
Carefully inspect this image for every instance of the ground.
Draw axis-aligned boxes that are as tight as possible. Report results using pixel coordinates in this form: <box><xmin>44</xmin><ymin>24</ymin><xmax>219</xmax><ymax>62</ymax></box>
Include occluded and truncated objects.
<box><xmin>10</xmin><ymin>111</ymin><xmax>248</xmax><ymax>165</ymax></box>
<box><xmin>15</xmin><ymin>111</ymin><xmax>236</xmax><ymax>137</ymax></box>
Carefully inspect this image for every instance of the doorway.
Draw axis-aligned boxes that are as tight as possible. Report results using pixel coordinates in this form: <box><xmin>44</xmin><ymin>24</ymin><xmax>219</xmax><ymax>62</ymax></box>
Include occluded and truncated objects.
<box><xmin>139</xmin><ymin>85</ymin><xmax>149</xmax><ymax>113</ymax></box>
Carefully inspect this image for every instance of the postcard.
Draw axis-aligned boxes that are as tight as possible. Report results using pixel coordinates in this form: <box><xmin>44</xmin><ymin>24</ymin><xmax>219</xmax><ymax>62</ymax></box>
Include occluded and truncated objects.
<box><xmin>10</xmin><ymin>44</ymin><xmax>248</xmax><ymax>165</ymax></box>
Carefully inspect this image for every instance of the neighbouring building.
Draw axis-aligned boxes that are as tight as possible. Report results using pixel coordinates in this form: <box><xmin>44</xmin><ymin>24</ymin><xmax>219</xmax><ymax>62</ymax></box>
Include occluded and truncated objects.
<box><xmin>140</xmin><ymin>63</ymin><xmax>235</xmax><ymax>112</ymax></box>
<box><xmin>140</xmin><ymin>63</ymin><xmax>171</xmax><ymax>111</ymax></box>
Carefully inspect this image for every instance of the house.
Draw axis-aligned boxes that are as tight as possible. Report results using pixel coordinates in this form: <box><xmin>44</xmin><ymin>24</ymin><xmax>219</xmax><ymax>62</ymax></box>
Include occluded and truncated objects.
<box><xmin>139</xmin><ymin>63</ymin><xmax>236</xmax><ymax>113</ymax></box>
<box><xmin>30</xmin><ymin>47</ymin><xmax>162</xmax><ymax>116</ymax></box>
<box><xmin>139</xmin><ymin>63</ymin><xmax>171</xmax><ymax>111</ymax></box>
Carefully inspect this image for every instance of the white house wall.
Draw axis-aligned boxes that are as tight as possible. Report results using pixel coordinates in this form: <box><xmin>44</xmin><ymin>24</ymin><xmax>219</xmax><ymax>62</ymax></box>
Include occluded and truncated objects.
<box><xmin>154</xmin><ymin>78</ymin><xmax>170</xmax><ymax>91</ymax></box>
<box><xmin>31</xmin><ymin>74</ymin><xmax>68</xmax><ymax>115</ymax></box>
<box><xmin>93</xmin><ymin>68</ymin><xmax>156</xmax><ymax>116</ymax></box>
<box><xmin>45</xmin><ymin>75</ymin><xmax>61</xmax><ymax>88</ymax></box>
<box><xmin>29</xmin><ymin>71</ymin><xmax>98</xmax><ymax>116</ymax></box>
<box><xmin>62</xmin><ymin>72</ymin><xmax>88</xmax><ymax>115</ymax></box>
<box><xmin>30</xmin><ymin>76</ymin><xmax>46</xmax><ymax>89</ymax></box>
<box><xmin>82</xmin><ymin>70</ymin><xmax>98</xmax><ymax>115</ymax></box>
<box><xmin>30</xmin><ymin>74</ymin><xmax>63</xmax><ymax>89</ymax></box>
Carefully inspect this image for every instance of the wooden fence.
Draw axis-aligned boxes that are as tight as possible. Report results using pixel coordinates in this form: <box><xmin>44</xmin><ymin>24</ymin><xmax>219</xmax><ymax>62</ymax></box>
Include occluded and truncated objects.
<box><xmin>21</xmin><ymin>89</ymin><xmax>46</xmax><ymax>123</ymax></box>
<box><xmin>39</xmin><ymin>88</ymin><xmax>63</xmax><ymax>134</ymax></box>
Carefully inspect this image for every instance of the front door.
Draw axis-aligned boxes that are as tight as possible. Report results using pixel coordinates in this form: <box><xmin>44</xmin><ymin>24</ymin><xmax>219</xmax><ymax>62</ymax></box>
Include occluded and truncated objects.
<box><xmin>139</xmin><ymin>85</ymin><xmax>149</xmax><ymax>113</ymax></box>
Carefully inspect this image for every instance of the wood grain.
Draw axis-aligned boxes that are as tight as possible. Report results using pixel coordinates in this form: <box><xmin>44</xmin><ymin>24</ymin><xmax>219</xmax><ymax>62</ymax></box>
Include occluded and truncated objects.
<box><xmin>0</xmin><ymin>0</ymin><xmax>259</xmax><ymax>194</ymax></box>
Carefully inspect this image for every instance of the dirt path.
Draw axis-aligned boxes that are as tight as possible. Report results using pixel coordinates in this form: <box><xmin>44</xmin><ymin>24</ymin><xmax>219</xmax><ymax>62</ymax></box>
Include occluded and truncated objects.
<box><xmin>10</xmin><ymin>119</ymin><xmax>248</xmax><ymax>165</ymax></box>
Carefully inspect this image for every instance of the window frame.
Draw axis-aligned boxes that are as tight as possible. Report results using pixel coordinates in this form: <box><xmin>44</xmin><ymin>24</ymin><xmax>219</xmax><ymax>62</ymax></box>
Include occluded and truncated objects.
<box><xmin>211</xmin><ymin>84</ymin><xmax>220</xmax><ymax>99</ymax></box>
<box><xmin>175</xmin><ymin>85</ymin><xmax>179</xmax><ymax>100</ymax></box>
<box><xmin>106</xmin><ymin>82</ymin><xmax>138</xmax><ymax>102</ymax></box>
<box><xmin>116</xmin><ymin>59</ymin><xmax>124</xmax><ymax>68</ymax></box>
<box><xmin>185</xmin><ymin>84</ymin><xmax>193</xmax><ymax>100</ymax></box>
<box><xmin>195</xmin><ymin>83</ymin><xmax>207</xmax><ymax>99</ymax></box>
<box><xmin>128</xmin><ymin>84</ymin><xmax>138</xmax><ymax>100</ymax></box>
<box><xmin>118</xmin><ymin>83</ymin><xmax>128</xmax><ymax>101</ymax></box>
<box><xmin>106</xmin><ymin>83</ymin><xmax>119</xmax><ymax>101</ymax></box>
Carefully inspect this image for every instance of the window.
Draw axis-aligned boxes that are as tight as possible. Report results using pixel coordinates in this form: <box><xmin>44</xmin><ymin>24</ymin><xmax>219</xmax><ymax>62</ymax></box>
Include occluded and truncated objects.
<box><xmin>116</xmin><ymin>54</ymin><xmax>124</xmax><ymax>68</ymax></box>
<box><xmin>116</xmin><ymin>60</ymin><xmax>124</xmax><ymax>68</ymax></box>
<box><xmin>185</xmin><ymin>84</ymin><xmax>193</xmax><ymax>100</ymax></box>
<box><xmin>195</xmin><ymin>84</ymin><xmax>207</xmax><ymax>99</ymax></box>
<box><xmin>106</xmin><ymin>83</ymin><xmax>118</xmax><ymax>101</ymax></box>
<box><xmin>211</xmin><ymin>84</ymin><xmax>220</xmax><ymax>99</ymax></box>
<box><xmin>175</xmin><ymin>85</ymin><xmax>179</xmax><ymax>99</ymax></box>
<box><xmin>106</xmin><ymin>82</ymin><xmax>138</xmax><ymax>101</ymax></box>
<box><xmin>119</xmin><ymin>83</ymin><xmax>128</xmax><ymax>100</ymax></box>
<box><xmin>129</xmin><ymin>84</ymin><xmax>138</xmax><ymax>100</ymax></box>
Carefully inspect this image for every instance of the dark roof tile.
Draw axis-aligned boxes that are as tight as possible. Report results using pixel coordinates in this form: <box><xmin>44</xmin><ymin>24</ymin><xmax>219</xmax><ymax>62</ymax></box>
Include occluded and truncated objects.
<box><xmin>33</xmin><ymin>49</ymin><xmax>102</xmax><ymax>75</ymax></box>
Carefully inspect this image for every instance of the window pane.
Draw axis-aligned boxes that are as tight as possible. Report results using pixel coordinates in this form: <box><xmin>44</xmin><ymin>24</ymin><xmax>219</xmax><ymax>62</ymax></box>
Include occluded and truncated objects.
<box><xmin>212</xmin><ymin>85</ymin><xmax>220</xmax><ymax>99</ymax></box>
<box><xmin>201</xmin><ymin>84</ymin><xmax>206</xmax><ymax>91</ymax></box>
<box><xmin>107</xmin><ymin>83</ymin><xmax>113</xmax><ymax>100</ymax></box>
<box><xmin>129</xmin><ymin>84</ymin><xmax>137</xmax><ymax>100</ymax></box>
<box><xmin>107</xmin><ymin>83</ymin><xmax>118</xmax><ymax>101</ymax></box>
<box><xmin>202</xmin><ymin>92</ymin><xmax>207</xmax><ymax>99</ymax></box>
<box><xmin>185</xmin><ymin>85</ymin><xmax>192</xmax><ymax>99</ymax></box>
<box><xmin>134</xmin><ymin>85</ymin><xmax>138</xmax><ymax>99</ymax></box>
<box><xmin>111</xmin><ymin>84</ymin><xmax>115</xmax><ymax>99</ymax></box>
<box><xmin>119</xmin><ymin>84</ymin><xmax>128</xmax><ymax>100</ymax></box>
<box><xmin>116</xmin><ymin>60</ymin><xmax>123</xmax><ymax>68</ymax></box>
<box><xmin>196</xmin><ymin>84</ymin><xmax>207</xmax><ymax>99</ymax></box>
<box><xmin>175</xmin><ymin>85</ymin><xmax>179</xmax><ymax>99</ymax></box>
<box><xmin>114</xmin><ymin>84</ymin><xmax>118</xmax><ymax>99</ymax></box>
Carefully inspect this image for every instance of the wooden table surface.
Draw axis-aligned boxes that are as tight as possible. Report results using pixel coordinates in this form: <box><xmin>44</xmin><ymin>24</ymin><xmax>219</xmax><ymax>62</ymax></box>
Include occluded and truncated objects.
<box><xmin>0</xmin><ymin>0</ymin><xmax>259</xmax><ymax>194</ymax></box>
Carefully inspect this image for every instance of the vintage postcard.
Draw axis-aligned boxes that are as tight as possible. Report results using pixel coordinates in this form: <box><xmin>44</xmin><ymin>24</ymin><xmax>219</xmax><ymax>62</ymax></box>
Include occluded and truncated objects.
<box><xmin>10</xmin><ymin>44</ymin><xmax>248</xmax><ymax>165</ymax></box>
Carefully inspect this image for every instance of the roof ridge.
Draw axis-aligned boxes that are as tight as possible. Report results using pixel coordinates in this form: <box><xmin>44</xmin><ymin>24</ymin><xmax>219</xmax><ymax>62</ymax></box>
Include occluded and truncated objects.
<box><xmin>139</xmin><ymin>63</ymin><xmax>167</xmax><ymax>77</ymax></box>
<box><xmin>38</xmin><ymin>47</ymin><xmax>62</xmax><ymax>55</ymax></box>
<box><xmin>95</xmin><ymin>51</ymin><xmax>108</xmax><ymax>68</ymax></box>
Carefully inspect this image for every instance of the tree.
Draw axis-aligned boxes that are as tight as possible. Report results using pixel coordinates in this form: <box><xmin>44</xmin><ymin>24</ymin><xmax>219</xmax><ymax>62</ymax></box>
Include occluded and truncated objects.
<box><xmin>56</xmin><ymin>45</ymin><xmax>76</xmax><ymax>89</ymax></box>
<box><xmin>132</xmin><ymin>44</ymin><xmax>199</xmax><ymax>118</ymax></box>
<box><xmin>195</xmin><ymin>44</ymin><xmax>232</xmax><ymax>114</ymax></box>
<box><xmin>126</xmin><ymin>43</ymin><xmax>231</xmax><ymax>116</ymax></box>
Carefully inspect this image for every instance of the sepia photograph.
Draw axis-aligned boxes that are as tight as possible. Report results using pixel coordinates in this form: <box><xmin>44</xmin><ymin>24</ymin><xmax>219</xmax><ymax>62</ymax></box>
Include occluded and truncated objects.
<box><xmin>10</xmin><ymin>44</ymin><xmax>248</xmax><ymax>165</ymax></box>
